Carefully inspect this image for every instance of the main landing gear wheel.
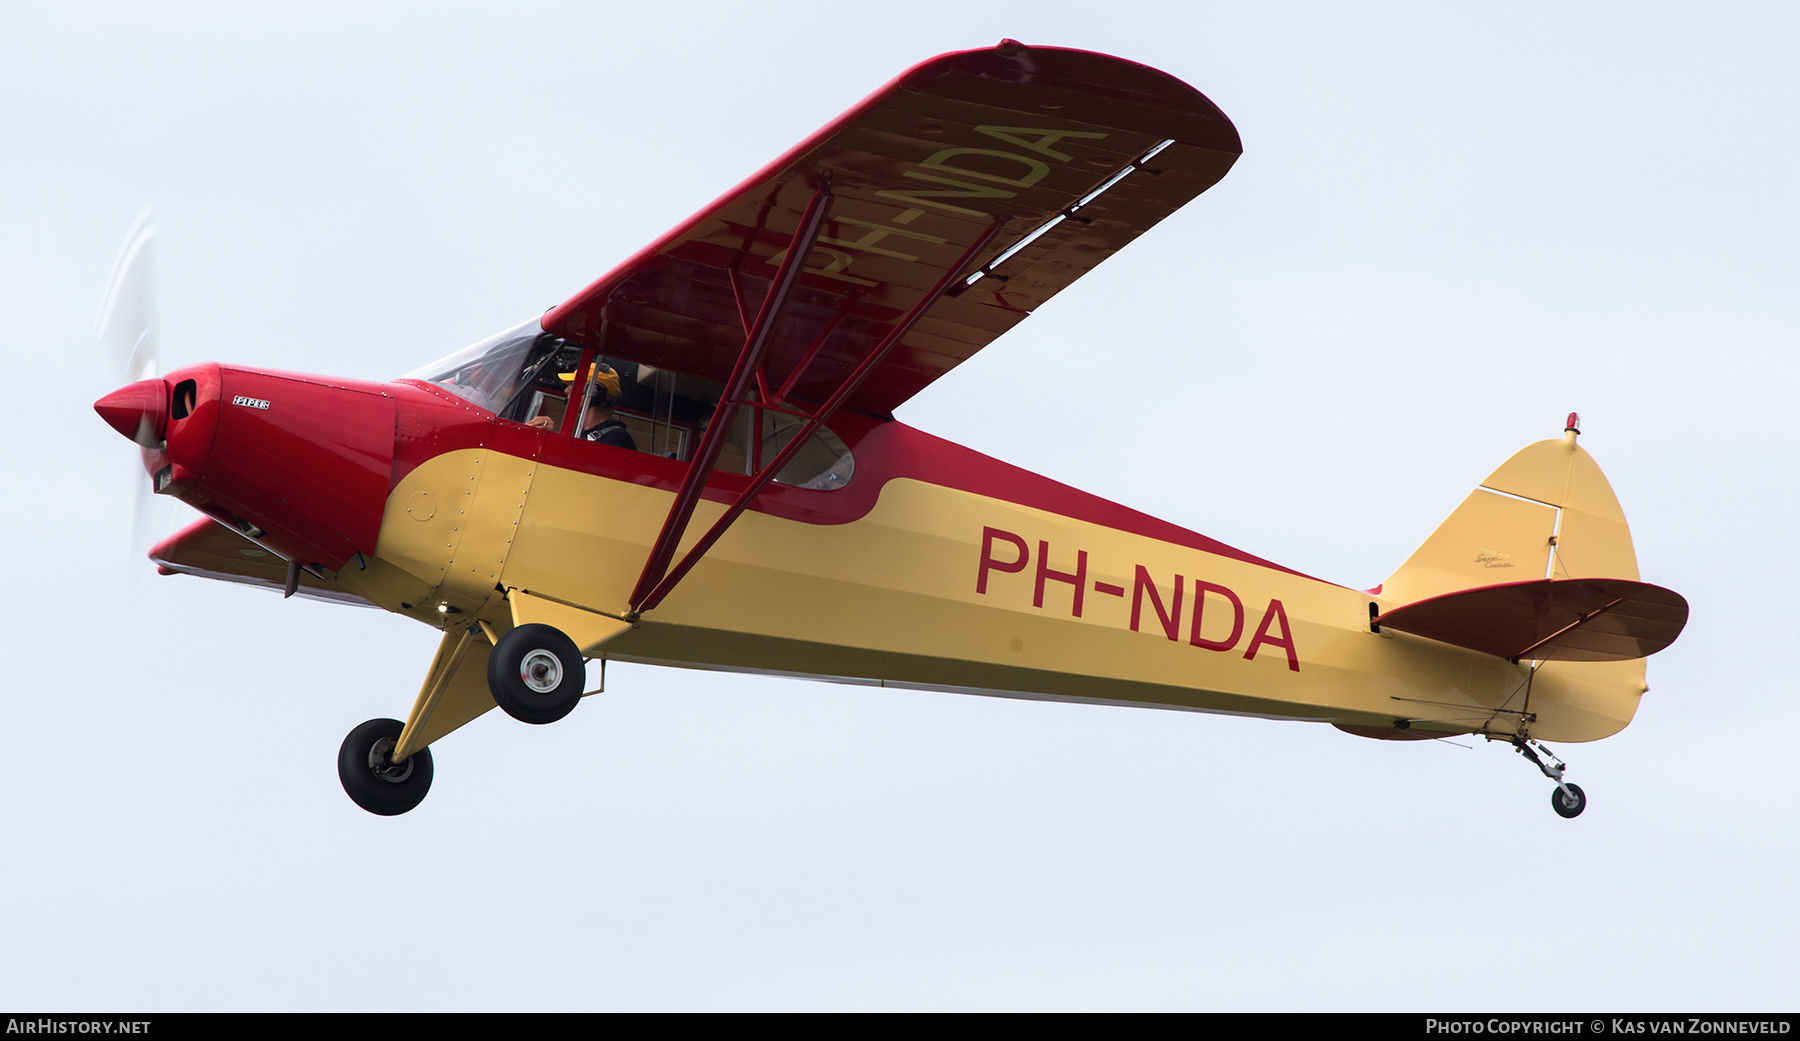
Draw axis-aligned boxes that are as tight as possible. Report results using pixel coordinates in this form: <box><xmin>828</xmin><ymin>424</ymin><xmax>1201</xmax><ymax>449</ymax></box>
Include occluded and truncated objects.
<box><xmin>488</xmin><ymin>623</ymin><xmax>584</xmax><ymax>725</ymax></box>
<box><xmin>338</xmin><ymin>718</ymin><xmax>433</xmax><ymax>816</ymax></box>
<box><xmin>1552</xmin><ymin>783</ymin><xmax>1587</xmax><ymax>819</ymax></box>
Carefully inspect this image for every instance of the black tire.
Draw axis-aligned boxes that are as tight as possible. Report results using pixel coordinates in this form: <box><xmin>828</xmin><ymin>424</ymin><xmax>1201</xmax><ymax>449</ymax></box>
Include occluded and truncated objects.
<box><xmin>488</xmin><ymin>623</ymin><xmax>584</xmax><ymax>725</ymax></box>
<box><xmin>1551</xmin><ymin>782</ymin><xmax>1587</xmax><ymax>819</ymax></box>
<box><xmin>338</xmin><ymin>718</ymin><xmax>433</xmax><ymax>816</ymax></box>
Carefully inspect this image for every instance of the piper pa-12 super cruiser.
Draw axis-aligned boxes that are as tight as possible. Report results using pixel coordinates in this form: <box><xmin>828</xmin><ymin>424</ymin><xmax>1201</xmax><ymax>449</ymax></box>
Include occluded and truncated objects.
<box><xmin>93</xmin><ymin>42</ymin><xmax>1688</xmax><ymax>817</ymax></box>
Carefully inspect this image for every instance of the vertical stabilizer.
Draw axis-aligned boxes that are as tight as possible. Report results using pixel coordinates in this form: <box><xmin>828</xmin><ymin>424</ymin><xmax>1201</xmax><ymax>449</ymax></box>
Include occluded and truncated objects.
<box><xmin>1382</xmin><ymin>428</ymin><xmax>1639</xmax><ymax>606</ymax></box>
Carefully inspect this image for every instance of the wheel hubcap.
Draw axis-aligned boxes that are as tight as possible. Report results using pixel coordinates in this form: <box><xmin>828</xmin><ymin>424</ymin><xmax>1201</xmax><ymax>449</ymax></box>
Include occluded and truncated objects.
<box><xmin>521</xmin><ymin>649</ymin><xmax>563</xmax><ymax>693</ymax></box>
<box><xmin>368</xmin><ymin>736</ymin><xmax>414</xmax><ymax>784</ymax></box>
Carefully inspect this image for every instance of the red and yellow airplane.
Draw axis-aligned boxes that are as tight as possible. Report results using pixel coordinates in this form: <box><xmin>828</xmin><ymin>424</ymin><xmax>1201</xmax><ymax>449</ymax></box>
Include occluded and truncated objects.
<box><xmin>93</xmin><ymin>42</ymin><xmax>1686</xmax><ymax>818</ymax></box>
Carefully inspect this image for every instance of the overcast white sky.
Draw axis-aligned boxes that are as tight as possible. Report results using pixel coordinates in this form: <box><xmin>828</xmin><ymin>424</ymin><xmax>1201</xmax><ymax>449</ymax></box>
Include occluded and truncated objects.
<box><xmin>2</xmin><ymin>1</ymin><xmax>1795</xmax><ymax>1011</ymax></box>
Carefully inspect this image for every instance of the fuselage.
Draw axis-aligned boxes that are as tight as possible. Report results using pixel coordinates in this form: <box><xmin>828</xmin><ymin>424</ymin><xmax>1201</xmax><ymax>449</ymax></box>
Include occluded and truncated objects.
<box><xmin>100</xmin><ymin>359</ymin><xmax>1644</xmax><ymax>746</ymax></box>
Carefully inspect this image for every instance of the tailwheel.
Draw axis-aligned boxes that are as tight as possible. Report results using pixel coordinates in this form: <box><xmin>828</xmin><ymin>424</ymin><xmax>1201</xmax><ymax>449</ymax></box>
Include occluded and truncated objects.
<box><xmin>1511</xmin><ymin>736</ymin><xmax>1586</xmax><ymax>820</ymax></box>
<box><xmin>488</xmin><ymin>622</ymin><xmax>585</xmax><ymax>724</ymax></box>
<box><xmin>1551</xmin><ymin>783</ymin><xmax>1587</xmax><ymax>819</ymax></box>
<box><xmin>338</xmin><ymin>718</ymin><xmax>433</xmax><ymax>816</ymax></box>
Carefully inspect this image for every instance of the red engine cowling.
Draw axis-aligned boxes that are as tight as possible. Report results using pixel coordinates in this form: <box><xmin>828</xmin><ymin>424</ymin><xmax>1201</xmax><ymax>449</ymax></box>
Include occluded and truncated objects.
<box><xmin>96</xmin><ymin>364</ymin><xmax>397</xmax><ymax>571</ymax></box>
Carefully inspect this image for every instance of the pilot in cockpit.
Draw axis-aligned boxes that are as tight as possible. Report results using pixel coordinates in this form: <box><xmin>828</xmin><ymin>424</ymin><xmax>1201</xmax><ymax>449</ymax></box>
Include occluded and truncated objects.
<box><xmin>527</xmin><ymin>362</ymin><xmax>636</xmax><ymax>450</ymax></box>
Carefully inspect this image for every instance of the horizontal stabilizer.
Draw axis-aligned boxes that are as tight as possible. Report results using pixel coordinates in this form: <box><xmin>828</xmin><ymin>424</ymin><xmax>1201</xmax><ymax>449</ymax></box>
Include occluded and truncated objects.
<box><xmin>1375</xmin><ymin>578</ymin><xmax>1688</xmax><ymax>663</ymax></box>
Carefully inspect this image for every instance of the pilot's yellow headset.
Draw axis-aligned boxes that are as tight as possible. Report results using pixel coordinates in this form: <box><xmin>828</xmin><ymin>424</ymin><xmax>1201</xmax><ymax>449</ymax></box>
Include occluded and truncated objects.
<box><xmin>560</xmin><ymin>362</ymin><xmax>623</xmax><ymax>409</ymax></box>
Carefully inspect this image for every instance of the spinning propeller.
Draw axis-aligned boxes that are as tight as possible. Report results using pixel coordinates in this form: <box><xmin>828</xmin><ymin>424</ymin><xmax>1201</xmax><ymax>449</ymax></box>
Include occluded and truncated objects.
<box><xmin>95</xmin><ymin>209</ymin><xmax>177</xmax><ymax>566</ymax></box>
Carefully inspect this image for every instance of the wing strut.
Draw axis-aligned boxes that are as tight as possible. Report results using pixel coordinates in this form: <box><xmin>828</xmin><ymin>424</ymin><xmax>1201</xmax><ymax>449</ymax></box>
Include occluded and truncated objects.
<box><xmin>628</xmin><ymin>188</ymin><xmax>836</xmax><ymax>610</ymax></box>
<box><xmin>630</xmin><ymin>216</ymin><xmax>1005</xmax><ymax>616</ymax></box>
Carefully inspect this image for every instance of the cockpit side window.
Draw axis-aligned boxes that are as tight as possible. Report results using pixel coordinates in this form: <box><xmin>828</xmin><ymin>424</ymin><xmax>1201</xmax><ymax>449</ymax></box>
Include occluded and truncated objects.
<box><xmin>611</xmin><ymin>361</ymin><xmax>855</xmax><ymax>489</ymax></box>
<box><xmin>406</xmin><ymin>324</ymin><xmax>855</xmax><ymax>490</ymax></box>
<box><xmin>759</xmin><ymin>413</ymin><xmax>855</xmax><ymax>490</ymax></box>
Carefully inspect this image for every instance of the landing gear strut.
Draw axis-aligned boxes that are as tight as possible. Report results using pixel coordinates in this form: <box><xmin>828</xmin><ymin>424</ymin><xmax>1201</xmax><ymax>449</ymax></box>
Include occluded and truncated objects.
<box><xmin>1512</xmin><ymin>736</ymin><xmax>1586</xmax><ymax>819</ymax></box>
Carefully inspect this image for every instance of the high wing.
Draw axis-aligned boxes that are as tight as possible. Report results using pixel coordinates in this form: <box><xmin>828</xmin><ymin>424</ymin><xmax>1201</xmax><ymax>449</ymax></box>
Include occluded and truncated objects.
<box><xmin>543</xmin><ymin>42</ymin><xmax>1243</xmax><ymax>614</ymax></box>
<box><xmin>543</xmin><ymin>40</ymin><xmax>1241</xmax><ymax>417</ymax></box>
<box><xmin>150</xmin><ymin>517</ymin><xmax>375</xmax><ymax>607</ymax></box>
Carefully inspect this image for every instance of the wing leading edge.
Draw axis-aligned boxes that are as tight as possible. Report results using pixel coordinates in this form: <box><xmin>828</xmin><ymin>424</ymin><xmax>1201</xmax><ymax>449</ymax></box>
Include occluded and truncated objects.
<box><xmin>544</xmin><ymin>40</ymin><xmax>1242</xmax><ymax>417</ymax></box>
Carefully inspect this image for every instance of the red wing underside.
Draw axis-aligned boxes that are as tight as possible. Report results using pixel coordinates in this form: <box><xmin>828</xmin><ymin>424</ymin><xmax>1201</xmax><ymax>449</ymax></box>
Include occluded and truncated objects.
<box><xmin>542</xmin><ymin>42</ymin><xmax>1241</xmax><ymax>417</ymax></box>
<box><xmin>150</xmin><ymin>517</ymin><xmax>374</xmax><ymax>607</ymax></box>
<box><xmin>1375</xmin><ymin>579</ymin><xmax>1689</xmax><ymax>662</ymax></box>
<box><xmin>551</xmin><ymin>43</ymin><xmax>1243</xmax><ymax>614</ymax></box>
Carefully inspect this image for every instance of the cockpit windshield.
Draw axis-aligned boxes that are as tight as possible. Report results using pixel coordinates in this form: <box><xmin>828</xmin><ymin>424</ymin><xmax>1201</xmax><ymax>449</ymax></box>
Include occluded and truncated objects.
<box><xmin>402</xmin><ymin>319</ymin><xmax>573</xmax><ymax>418</ymax></box>
<box><xmin>402</xmin><ymin>319</ymin><xmax>857</xmax><ymax>491</ymax></box>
